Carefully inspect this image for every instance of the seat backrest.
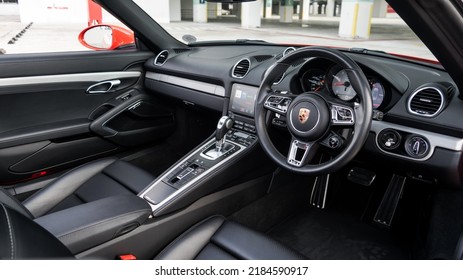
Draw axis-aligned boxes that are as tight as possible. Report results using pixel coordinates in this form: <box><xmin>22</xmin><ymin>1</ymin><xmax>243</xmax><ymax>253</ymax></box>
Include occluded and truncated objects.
<box><xmin>0</xmin><ymin>202</ymin><xmax>73</xmax><ymax>259</ymax></box>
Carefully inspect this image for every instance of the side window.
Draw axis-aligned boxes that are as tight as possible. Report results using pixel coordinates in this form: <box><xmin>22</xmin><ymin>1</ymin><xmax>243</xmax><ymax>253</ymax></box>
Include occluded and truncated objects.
<box><xmin>0</xmin><ymin>0</ymin><xmax>133</xmax><ymax>55</ymax></box>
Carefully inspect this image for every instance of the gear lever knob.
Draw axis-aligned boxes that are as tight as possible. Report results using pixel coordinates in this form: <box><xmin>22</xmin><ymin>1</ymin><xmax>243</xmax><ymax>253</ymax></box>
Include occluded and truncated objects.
<box><xmin>215</xmin><ymin>116</ymin><xmax>234</xmax><ymax>151</ymax></box>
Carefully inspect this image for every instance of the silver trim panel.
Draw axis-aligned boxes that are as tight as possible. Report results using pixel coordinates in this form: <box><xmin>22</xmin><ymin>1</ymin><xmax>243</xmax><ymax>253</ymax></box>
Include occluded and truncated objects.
<box><xmin>139</xmin><ymin>138</ymin><xmax>247</xmax><ymax>214</ymax></box>
<box><xmin>407</xmin><ymin>86</ymin><xmax>445</xmax><ymax>117</ymax></box>
<box><xmin>0</xmin><ymin>71</ymin><xmax>141</xmax><ymax>87</ymax></box>
<box><xmin>231</xmin><ymin>58</ymin><xmax>251</xmax><ymax>79</ymax></box>
<box><xmin>145</xmin><ymin>71</ymin><xmax>225</xmax><ymax>97</ymax></box>
<box><xmin>371</xmin><ymin>120</ymin><xmax>463</xmax><ymax>161</ymax></box>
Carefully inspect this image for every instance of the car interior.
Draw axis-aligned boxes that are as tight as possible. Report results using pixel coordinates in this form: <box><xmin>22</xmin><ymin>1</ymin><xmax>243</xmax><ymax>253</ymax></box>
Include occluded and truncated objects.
<box><xmin>1</xmin><ymin>0</ymin><xmax>463</xmax><ymax>260</ymax></box>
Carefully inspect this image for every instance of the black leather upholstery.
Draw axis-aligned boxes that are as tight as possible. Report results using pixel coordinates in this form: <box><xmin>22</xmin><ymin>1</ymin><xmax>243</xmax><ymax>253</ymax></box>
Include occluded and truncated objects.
<box><xmin>0</xmin><ymin>203</ymin><xmax>73</xmax><ymax>259</ymax></box>
<box><xmin>0</xmin><ymin>204</ymin><xmax>304</xmax><ymax>260</ymax></box>
<box><xmin>34</xmin><ymin>195</ymin><xmax>152</xmax><ymax>254</ymax></box>
<box><xmin>0</xmin><ymin>188</ymin><xmax>33</xmax><ymax>219</ymax></box>
<box><xmin>22</xmin><ymin>158</ymin><xmax>156</xmax><ymax>218</ymax></box>
<box><xmin>156</xmin><ymin>216</ymin><xmax>305</xmax><ymax>260</ymax></box>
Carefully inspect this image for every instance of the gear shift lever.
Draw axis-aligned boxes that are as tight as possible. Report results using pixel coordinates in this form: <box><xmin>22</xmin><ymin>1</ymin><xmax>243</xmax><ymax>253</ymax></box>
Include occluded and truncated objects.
<box><xmin>215</xmin><ymin>116</ymin><xmax>234</xmax><ymax>151</ymax></box>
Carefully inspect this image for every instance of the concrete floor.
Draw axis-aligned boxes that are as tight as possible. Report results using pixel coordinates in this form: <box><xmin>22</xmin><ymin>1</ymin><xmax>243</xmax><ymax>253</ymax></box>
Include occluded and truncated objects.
<box><xmin>0</xmin><ymin>15</ymin><xmax>435</xmax><ymax>60</ymax></box>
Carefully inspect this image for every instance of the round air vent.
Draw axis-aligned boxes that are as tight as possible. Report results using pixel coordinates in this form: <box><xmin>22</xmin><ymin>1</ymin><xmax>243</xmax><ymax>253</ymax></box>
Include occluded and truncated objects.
<box><xmin>154</xmin><ymin>50</ymin><xmax>169</xmax><ymax>66</ymax></box>
<box><xmin>283</xmin><ymin>47</ymin><xmax>296</xmax><ymax>57</ymax></box>
<box><xmin>232</xmin><ymin>58</ymin><xmax>251</xmax><ymax>78</ymax></box>
<box><xmin>408</xmin><ymin>86</ymin><xmax>445</xmax><ymax>117</ymax></box>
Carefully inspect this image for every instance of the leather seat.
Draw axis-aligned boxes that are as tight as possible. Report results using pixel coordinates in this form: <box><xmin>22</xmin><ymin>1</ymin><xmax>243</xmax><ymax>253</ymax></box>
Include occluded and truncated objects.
<box><xmin>156</xmin><ymin>216</ymin><xmax>304</xmax><ymax>260</ymax></box>
<box><xmin>0</xmin><ymin>203</ymin><xmax>305</xmax><ymax>260</ymax></box>
<box><xmin>0</xmin><ymin>158</ymin><xmax>156</xmax><ymax>219</ymax></box>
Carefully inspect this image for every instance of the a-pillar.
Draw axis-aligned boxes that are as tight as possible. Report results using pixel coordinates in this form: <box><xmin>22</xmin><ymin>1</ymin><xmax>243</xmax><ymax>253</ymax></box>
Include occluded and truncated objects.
<box><xmin>338</xmin><ymin>0</ymin><xmax>374</xmax><ymax>39</ymax></box>
<box><xmin>300</xmin><ymin>0</ymin><xmax>310</xmax><ymax>20</ymax></box>
<box><xmin>280</xmin><ymin>0</ymin><xmax>293</xmax><ymax>23</ymax></box>
<box><xmin>193</xmin><ymin>0</ymin><xmax>207</xmax><ymax>23</ymax></box>
<box><xmin>242</xmin><ymin>0</ymin><xmax>262</xmax><ymax>28</ymax></box>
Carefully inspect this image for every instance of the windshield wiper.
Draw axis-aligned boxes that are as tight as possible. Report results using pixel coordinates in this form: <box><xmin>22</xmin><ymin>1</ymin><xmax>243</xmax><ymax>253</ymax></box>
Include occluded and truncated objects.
<box><xmin>187</xmin><ymin>39</ymin><xmax>273</xmax><ymax>47</ymax></box>
<box><xmin>348</xmin><ymin>48</ymin><xmax>388</xmax><ymax>55</ymax></box>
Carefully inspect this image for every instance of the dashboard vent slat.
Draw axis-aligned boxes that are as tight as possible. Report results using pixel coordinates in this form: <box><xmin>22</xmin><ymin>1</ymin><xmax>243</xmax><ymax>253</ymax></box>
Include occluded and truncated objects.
<box><xmin>232</xmin><ymin>58</ymin><xmax>251</xmax><ymax>79</ymax></box>
<box><xmin>408</xmin><ymin>86</ymin><xmax>445</xmax><ymax>117</ymax></box>
<box><xmin>154</xmin><ymin>50</ymin><xmax>169</xmax><ymax>66</ymax></box>
<box><xmin>253</xmin><ymin>55</ymin><xmax>273</xmax><ymax>63</ymax></box>
<box><xmin>173</xmin><ymin>48</ymin><xmax>191</xmax><ymax>54</ymax></box>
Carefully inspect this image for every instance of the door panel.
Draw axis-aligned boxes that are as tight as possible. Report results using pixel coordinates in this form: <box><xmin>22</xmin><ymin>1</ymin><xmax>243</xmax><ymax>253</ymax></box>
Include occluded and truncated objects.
<box><xmin>0</xmin><ymin>50</ymin><xmax>175</xmax><ymax>186</ymax></box>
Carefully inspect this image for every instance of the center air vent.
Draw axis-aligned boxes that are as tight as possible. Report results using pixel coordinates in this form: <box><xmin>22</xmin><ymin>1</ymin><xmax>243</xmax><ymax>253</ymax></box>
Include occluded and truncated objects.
<box><xmin>154</xmin><ymin>50</ymin><xmax>169</xmax><ymax>66</ymax></box>
<box><xmin>253</xmin><ymin>55</ymin><xmax>273</xmax><ymax>63</ymax></box>
<box><xmin>232</xmin><ymin>58</ymin><xmax>251</xmax><ymax>78</ymax></box>
<box><xmin>408</xmin><ymin>86</ymin><xmax>445</xmax><ymax>117</ymax></box>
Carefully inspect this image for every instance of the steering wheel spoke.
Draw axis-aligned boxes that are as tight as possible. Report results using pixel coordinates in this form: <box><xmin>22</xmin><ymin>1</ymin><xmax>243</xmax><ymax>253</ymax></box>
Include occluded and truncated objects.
<box><xmin>287</xmin><ymin>137</ymin><xmax>319</xmax><ymax>167</ymax></box>
<box><xmin>263</xmin><ymin>94</ymin><xmax>293</xmax><ymax>114</ymax></box>
<box><xmin>330</xmin><ymin>102</ymin><xmax>355</xmax><ymax>127</ymax></box>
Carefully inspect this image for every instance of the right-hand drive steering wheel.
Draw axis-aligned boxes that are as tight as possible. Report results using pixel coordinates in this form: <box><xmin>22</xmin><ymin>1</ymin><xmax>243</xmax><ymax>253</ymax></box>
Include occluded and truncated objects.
<box><xmin>254</xmin><ymin>46</ymin><xmax>373</xmax><ymax>175</ymax></box>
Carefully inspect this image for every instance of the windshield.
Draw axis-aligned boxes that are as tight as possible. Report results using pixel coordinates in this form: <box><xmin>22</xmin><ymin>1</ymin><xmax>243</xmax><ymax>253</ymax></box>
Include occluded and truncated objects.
<box><xmin>147</xmin><ymin>0</ymin><xmax>435</xmax><ymax>61</ymax></box>
<box><xmin>0</xmin><ymin>0</ymin><xmax>435</xmax><ymax>61</ymax></box>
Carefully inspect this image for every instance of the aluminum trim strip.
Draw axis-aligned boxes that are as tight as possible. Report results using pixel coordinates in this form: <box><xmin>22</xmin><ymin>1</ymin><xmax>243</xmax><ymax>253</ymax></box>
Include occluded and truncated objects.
<box><xmin>0</xmin><ymin>71</ymin><xmax>141</xmax><ymax>87</ymax></box>
<box><xmin>139</xmin><ymin>138</ymin><xmax>247</xmax><ymax>214</ymax></box>
<box><xmin>145</xmin><ymin>71</ymin><xmax>225</xmax><ymax>97</ymax></box>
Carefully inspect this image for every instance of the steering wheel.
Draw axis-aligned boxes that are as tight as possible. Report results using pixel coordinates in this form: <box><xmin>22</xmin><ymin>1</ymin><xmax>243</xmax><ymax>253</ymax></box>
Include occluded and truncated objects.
<box><xmin>255</xmin><ymin>46</ymin><xmax>372</xmax><ymax>175</ymax></box>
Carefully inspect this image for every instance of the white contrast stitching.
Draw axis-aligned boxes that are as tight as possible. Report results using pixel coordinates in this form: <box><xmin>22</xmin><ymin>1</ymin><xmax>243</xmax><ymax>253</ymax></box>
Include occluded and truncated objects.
<box><xmin>0</xmin><ymin>204</ymin><xmax>15</xmax><ymax>259</ymax></box>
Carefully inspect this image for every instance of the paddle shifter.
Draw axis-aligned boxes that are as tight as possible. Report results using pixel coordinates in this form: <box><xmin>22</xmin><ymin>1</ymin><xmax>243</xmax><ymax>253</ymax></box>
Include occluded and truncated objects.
<box><xmin>215</xmin><ymin>116</ymin><xmax>234</xmax><ymax>151</ymax></box>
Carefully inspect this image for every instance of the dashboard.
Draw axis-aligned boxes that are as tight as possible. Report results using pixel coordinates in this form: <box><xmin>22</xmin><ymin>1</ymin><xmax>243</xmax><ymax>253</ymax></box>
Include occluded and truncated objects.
<box><xmin>143</xmin><ymin>45</ymin><xmax>463</xmax><ymax>187</ymax></box>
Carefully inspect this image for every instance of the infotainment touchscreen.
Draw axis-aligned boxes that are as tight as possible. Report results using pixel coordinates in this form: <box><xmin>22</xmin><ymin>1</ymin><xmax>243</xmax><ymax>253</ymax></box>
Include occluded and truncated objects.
<box><xmin>230</xmin><ymin>84</ymin><xmax>259</xmax><ymax>117</ymax></box>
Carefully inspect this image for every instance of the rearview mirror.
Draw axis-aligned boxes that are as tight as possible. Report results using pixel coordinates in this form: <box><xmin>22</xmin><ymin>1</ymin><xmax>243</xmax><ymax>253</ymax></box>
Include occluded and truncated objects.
<box><xmin>78</xmin><ymin>25</ymin><xmax>135</xmax><ymax>50</ymax></box>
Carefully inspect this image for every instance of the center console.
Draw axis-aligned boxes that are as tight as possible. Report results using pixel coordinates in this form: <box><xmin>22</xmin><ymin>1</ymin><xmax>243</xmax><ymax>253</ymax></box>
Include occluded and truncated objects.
<box><xmin>139</xmin><ymin>83</ymin><xmax>260</xmax><ymax>216</ymax></box>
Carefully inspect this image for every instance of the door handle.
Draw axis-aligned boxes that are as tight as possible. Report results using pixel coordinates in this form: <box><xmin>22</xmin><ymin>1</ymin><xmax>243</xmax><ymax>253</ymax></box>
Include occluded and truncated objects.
<box><xmin>86</xmin><ymin>80</ymin><xmax>121</xmax><ymax>94</ymax></box>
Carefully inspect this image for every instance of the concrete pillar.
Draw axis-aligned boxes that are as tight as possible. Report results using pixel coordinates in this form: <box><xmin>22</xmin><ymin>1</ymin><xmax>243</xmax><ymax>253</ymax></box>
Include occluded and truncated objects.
<box><xmin>193</xmin><ymin>0</ymin><xmax>207</xmax><ymax>23</ymax></box>
<box><xmin>208</xmin><ymin>2</ymin><xmax>218</xmax><ymax>19</ymax></box>
<box><xmin>280</xmin><ymin>0</ymin><xmax>293</xmax><ymax>23</ymax></box>
<box><xmin>264</xmin><ymin>0</ymin><xmax>272</xmax><ymax>18</ymax></box>
<box><xmin>134</xmin><ymin>0</ymin><xmax>170</xmax><ymax>23</ymax></box>
<box><xmin>242</xmin><ymin>0</ymin><xmax>262</xmax><ymax>28</ymax></box>
<box><xmin>338</xmin><ymin>0</ymin><xmax>374</xmax><ymax>39</ymax></box>
<box><xmin>372</xmin><ymin>0</ymin><xmax>388</xmax><ymax>18</ymax></box>
<box><xmin>170</xmin><ymin>0</ymin><xmax>181</xmax><ymax>22</ymax></box>
<box><xmin>326</xmin><ymin>0</ymin><xmax>335</xmax><ymax>17</ymax></box>
<box><xmin>301</xmin><ymin>0</ymin><xmax>310</xmax><ymax>20</ymax></box>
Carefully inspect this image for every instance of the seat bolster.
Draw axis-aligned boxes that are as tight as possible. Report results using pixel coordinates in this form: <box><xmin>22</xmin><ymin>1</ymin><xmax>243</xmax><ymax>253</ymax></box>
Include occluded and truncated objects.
<box><xmin>0</xmin><ymin>203</ymin><xmax>73</xmax><ymax>259</ymax></box>
<box><xmin>103</xmin><ymin>160</ymin><xmax>156</xmax><ymax>194</ymax></box>
<box><xmin>155</xmin><ymin>216</ymin><xmax>226</xmax><ymax>260</ymax></box>
<box><xmin>0</xmin><ymin>188</ymin><xmax>33</xmax><ymax>219</ymax></box>
<box><xmin>211</xmin><ymin>220</ymin><xmax>305</xmax><ymax>260</ymax></box>
<box><xmin>23</xmin><ymin>158</ymin><xmax>117</xmax><ymax>218</ymax></box>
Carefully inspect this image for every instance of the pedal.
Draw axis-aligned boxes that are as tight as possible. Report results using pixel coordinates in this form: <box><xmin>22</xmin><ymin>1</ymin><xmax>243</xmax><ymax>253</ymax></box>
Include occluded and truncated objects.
<box><xmin>310</xmin><ymin>173</ymin><xmax>330</xmax><ymax>209</ymax></box>
<box><xmin>347</xmin><ymin>167</ymin><xmax>376</xmax><ymax>186</ymax></box>
<box><xmin>373</xmin><ymin>174</ymin><xmax>406</xmax><ymax>227</ymax></box>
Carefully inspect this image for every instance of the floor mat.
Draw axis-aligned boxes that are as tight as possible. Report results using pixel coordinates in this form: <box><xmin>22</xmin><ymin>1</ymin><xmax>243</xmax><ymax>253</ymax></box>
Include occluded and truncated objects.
<box><xmin>268</xmin><ymin>208</ymin><xmax>409</xmax><ymax>260</ymax></box>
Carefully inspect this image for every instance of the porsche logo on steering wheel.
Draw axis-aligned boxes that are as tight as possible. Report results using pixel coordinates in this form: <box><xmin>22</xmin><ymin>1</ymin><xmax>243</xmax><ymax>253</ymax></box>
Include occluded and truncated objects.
<box><xmin>298</xmin><ymin>108</ymin><xmax>311</xmax><ymax>124</ymax></box>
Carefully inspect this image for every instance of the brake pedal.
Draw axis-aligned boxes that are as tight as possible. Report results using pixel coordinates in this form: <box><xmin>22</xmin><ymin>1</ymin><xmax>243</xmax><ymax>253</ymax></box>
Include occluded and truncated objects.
<box><xmin>347</xmin><ymin>167</ymin><xmax>376</xmax><ymax>186</ymax></box>
<box><xmin>373</xmin><ymin>174</ymin><xmax>406</xmax><ymax>227</ymax></box>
